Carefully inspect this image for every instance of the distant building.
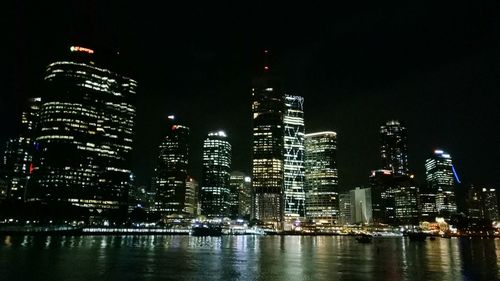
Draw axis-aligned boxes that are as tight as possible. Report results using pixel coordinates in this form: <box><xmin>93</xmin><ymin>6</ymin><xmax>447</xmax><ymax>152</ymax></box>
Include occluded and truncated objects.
<box><xmin>283</xmin><ymin>95</ymin><xmax>305</xmax><ymax>221</ymax></box>
<box><xmin>229</xmin><ymin>171</ymin><xmax>252</xmax><ymax>219</ymax></box>
<box><xmin>467</xmin><ymin>185</ymin><xmax>499</xmax><ymax>221</ymax></box>
<box><xmin>380</xmin><ymin>120</ymin><xmax>408</xmax><ymax>176</ymax></box>
<box><xmin>425</xmin><ymin>149</ymin><xmax>458</xmax><ymax>217</ymax></box>
<box><xmin>200</xmin><ymin>131</ymin><xmax>231</xmax><ymax>218</ymax></box>
<box><xmin>339</xmin><ymin>193</ymin><xmax>351</xmax><ymax>225</ymax></box>
<box><xmin>369</xmin><ymin>170</ymin><xmax>419</xmax><ymax>226</ymax></box>
<box><xmin>304</xmin><ymin>131</ymin><xmax>339</xmax><ymax>225</ymax></box>
<box><xmin>369</xmin><ymin>169</ymin><xmax>395</xmax><ymax>225</ymax></box>
<box><xmin>184</xmin><ymin>176</ymin><xmax>198</xmax><ymax>216</ymax></box>
<box><xmin>349</xmin><ymin>187</ymin><xmax>372</xmax><ymax>225</ymax></box>
<box><xmin>419</xmin><ymin>186</ymin><xmax>438</xmax><ymax>222</ymax></box>
<box><xmin>1</xmin><ymin>97</ymin><xmax>41</xmax><ymax>201</ymax></box>
<box><xmin>251</xmin><ymin>62</ymin><xmax>285</xmax><ymax>226</ymax></box>
<box><xmin>482</xmin><ymin>188</ymin><xmax>499</xmax><ymax>221</ymax></box>
<box><xmin>27</xmin><ymin>46</ymin><xmax>137</xmax><ymax>219</ymax></box>
<box><xmin>153</xmin><ymin>115</ymin><xmax>190</xmax><ymax>215</ymax></box>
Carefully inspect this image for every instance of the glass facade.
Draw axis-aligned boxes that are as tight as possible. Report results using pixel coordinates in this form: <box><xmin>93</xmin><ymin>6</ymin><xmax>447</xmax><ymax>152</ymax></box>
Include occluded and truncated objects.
<box><xmin>229</xmin><ymin>171</ymin><xmax>252</xmax><ymax>219</ymax></box>
<box><xmin>380</xmin><ymin>120</ymin><xmax>408</xmax><ymax>176</ymax></box>
<box><xmin>283</xmin><ymin>95</ymin><xmax>305</xmax><ymax>221</ymax></box>
<box><xmin>251</xmin><ymin>75</ymin><xmax>285</xmax><ymax>225</ymax></box>
<box><xmin>425</xmin><ymin>150</ymin><xmax>457</xmax><ymax>216</ymax></box>
<box><xmin>1</xmin><ymin>97</ymin><xmax>41</xmax><ymax>201</ymax></box>
<box><xmin>349</xmin><ymin>187</ymin><xmax>372</xmax><ymax>225</ymax></box>
<box><xmin>184</xmin><ymin>176</ymin><xmax>198</xmax><ymax>216</ymax></box>
<box><xmin>153</xmin><ymin>116</ymin><xmax>190</xmax><ymax>215</ymax></box>
<box><xmin>27</xmin><ymin>47</ymin><xmax>137</xmax><ymax>217</ymax></box>
<box><xmin>200</xmin><ymin>131</ymin><xmax>231</xmax><ymax>218</ymax></box>
<box><xmin>304</xmin><ymin>132</ymin><xmax>339</xmax><ymax>225</ymax></box>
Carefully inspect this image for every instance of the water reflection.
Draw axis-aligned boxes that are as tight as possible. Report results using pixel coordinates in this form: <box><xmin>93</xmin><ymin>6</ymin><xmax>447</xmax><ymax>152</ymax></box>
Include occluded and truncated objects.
<box><xmin>0</xmin><ymin>235</ymin><xmax>498</xmax><ymax>281</ymax></box>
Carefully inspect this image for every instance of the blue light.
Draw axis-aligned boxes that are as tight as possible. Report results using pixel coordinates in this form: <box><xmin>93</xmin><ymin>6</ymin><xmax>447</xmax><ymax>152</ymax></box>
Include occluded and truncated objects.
<box><xmin>452</xmin><ymin>165</ymin><xmax>461</xmax><ymax>184</ymax></box>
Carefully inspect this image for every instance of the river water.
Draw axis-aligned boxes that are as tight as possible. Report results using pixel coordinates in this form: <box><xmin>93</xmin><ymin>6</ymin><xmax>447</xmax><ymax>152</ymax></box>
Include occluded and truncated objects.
<box><xmin>0</xmin><ymin>235</ymin><xmax>498</xmax><ymax>281</ymax></box>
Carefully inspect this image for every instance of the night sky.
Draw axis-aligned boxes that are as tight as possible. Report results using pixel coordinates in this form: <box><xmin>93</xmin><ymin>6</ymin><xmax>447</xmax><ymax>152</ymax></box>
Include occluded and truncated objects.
<box><xmin>2</xmin><ymin>1</ymin><xmax>499</xmax><ymax>190</ymax></box>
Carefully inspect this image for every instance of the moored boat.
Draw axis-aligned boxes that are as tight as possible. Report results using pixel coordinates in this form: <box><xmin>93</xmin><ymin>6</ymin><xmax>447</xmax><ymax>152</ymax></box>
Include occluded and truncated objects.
<box><xmin>407</xmin><ymin>231</ymin><xmax>427</xmax><ymax>242</ymax></box>
<box><xmin>190</xmin><ymin>223</ymin><xmax>222</xmax><ymax>236</ymax></box>
<box><xmin>355</xmin><ymin>233</ymin><xmax>373</xmax><ymax>243</ymax></box>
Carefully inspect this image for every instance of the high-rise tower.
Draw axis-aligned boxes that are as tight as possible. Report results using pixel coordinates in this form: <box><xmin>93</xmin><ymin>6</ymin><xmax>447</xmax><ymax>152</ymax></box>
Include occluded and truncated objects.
<box><xmin>153</xmin><ymin>115</ymin><xmax>190</xmax><ymax>215</ymax></box>
<box><xmin>200</xmin><ymin>131</ymin><xmax>232</xmax><ymax>218</ymax></box>
<box><xmin>425</xmin><ymin>149</ymin><xmax>458</xmax><ymax>216</ymax></box>
<box><xmin>27</xmin><ymin>46</ymin><xmax>137</xmax><ymax>219</ymax></box>
<box><xmin>251</xmin><ymin>50</ymin><xmax>285</xmax><ymax>226</ymax></box>
<box><xmin>1</xmin><ymin>97</ymin><xmax>41</xmax><ymax>201</ymax></box>
<box><xmin>283</xmin><ymin>95</ymin><xmax>305</xmax><ymax>222</ymax></box>
<box><xmin>380</xmin><ymin>120</ymin><xmax>408</xmax><ymax>176</ymax></box>
<box><xmin>304</xmin><ymin>131</ymin><xmax>339</xmax><ymax>225</ymax></box>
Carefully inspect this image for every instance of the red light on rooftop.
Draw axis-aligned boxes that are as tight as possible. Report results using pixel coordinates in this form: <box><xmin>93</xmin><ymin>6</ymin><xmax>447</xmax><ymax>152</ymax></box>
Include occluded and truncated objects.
<box><xmin>264</xmin><ymin>66</ymin><xmax>269</xmax><ymax>71</ymax></box>
<box><xmin>29</xmin><ymin>163</ymin><xmax>34</xmax><ymax>174</ymax></box>
<box><xmin>172</xmin><ymin>125</ymin><xmax>177</xmax><ymax>131</ymax></box>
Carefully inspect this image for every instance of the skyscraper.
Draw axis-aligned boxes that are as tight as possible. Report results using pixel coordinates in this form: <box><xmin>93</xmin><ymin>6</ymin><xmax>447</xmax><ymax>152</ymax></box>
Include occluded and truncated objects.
<box><xmin>200</xmin><ymin>131</ymin><xmax>231</xmax><ymax>218</ymax></box>
<box><xmin>283</xmin><ymin>95</ymin><xmax>305</xmax><ymax>222</ymax></box>
<box><xmin>153</xmin><ymin>115</ymin><xmax>190</xmax><ymax>215</ymax></box>
<box><xmin>349</xmin><ymin>187</ymin><xmax>373</xmax><ymax>225</ymax></box>
<box><xmin>27</xmin><ymin>46</ymin><xmax>137</xmax><ymax>219</ymax></box>
<box><xmin>1</xmin><ymin>97</ymin><xmax>41</xmax><ymax>201</ymax></box>
<box><xmin>304</xmin><ymin>131</ymin><xmax>339</xmax><ymax>225</ymax></box>
<box><xmin>339</xmin><ymin>192</ymin><xmax>352</xmax><ymax>225</ymax></box>
<box><xmin>229</xmin><ymin>171</ymin><xmax>252</xmax><ymax>219</ymax></box>
<box><xmin>425</xmin><ymin>149</ymin><xmax>457</xmax><ymax>217</ymax></box>
<box><xmin>251</xmin><ymin>56</ymin><xmax>285</xmax><ymax>226</ymax></box>
<box><xmin>467</xmin><ymin>186</ymin><xmax>499</xmax><ymax>221</ymax></box>
<box><xmin>380</xmin><ymin>120</ymin><xmax>408</xmax><ymax>176</ymax></box>
<box><xmin>369</xmin><ymin>170</ymin><xmax>419</xmax><ymax>226</ymax></box>
<box><xmin>184</xmin><ymin>176</ymin><xmax>198</xmax><ymax>216</ymax></box>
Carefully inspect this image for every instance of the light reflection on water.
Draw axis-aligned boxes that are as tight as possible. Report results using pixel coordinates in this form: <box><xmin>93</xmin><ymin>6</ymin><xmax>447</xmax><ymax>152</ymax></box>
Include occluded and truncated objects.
<box><xmin>0</xmin><ymin>235</ymin><xmax>498</xmax><ymax>281</ymax></box>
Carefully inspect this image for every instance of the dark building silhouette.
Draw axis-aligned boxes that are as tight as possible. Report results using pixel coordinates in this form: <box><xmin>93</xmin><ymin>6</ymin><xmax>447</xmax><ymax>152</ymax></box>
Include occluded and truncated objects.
<box><xmin>369</xmin><ymin>170</ymin><xmax>419</xmax><ymax>226</ymax></box>
<box><xmin>380</xmin><ymin>120</ymin><xmax>408</xmax><ymax>176</ymax></box>
<box><xmin>1</xmin><ymin>97</ymin><xmax>41</xmax><ymax>201</ymax></box>
<box><xmin>152</xmin><ymin>115</ymin><xmax>190</xmax><ymax>216</ymax></box>
<box><xmin>229</xmin><ymin>171</ymin><xmax>252</xmax><ymax>219</ymax></box>
<box><xmin>251</xmin><ymin>54</ymin><xmax>285</xmax><ymax>227</ymax></box>
<box><xmin>27</xmin><ymin>46</ymin><xmax>137</xmax><ymax>221</ymax></box>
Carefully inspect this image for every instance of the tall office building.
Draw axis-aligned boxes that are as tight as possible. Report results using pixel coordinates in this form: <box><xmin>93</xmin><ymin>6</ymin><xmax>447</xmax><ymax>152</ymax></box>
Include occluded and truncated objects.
<box><xmin>339</xmin><ymin>193</ymin><xmax>352</xmax><ymax>225</ymax></box>
<box><xmin>153</xmin><ymin>115</ymin><xmax>190</xmax><ymax>215</ymax></box>
<box><xmin>467</xmin><ymin>186</ymin><xmax>499</xmax><ymax>221</ymax></box>
<box><xmin>380</xmin><ymin>120</ymin><xmax>408</xmax><ymax>176</ymax></box>
<box><xmin>369</xmin><ymin>170</ymin><xmax>419</xmax><ymax>226</ymax></box>
<box><xmin>229</xmin><ymin>171</ymin><xmax>252</xmax><ymax>219</ymax></box>
<box><xmin>482</xmin><ymin>188</ymin><xmax>499</xmax><ymax>221</ymax></box>
<box><xmin>304</xmin><ymin>131</ymin><xmax>339</xmax><ymax>225</ymax></box>
<box><xmin>425</xmin><ymin>150</ymin><xmax>457</xmax><ymax>216</ymax></box>
<box><xmin>27</xmin><ymin>46</ymin><xmax>137</xmax><ymax>218</ymax></box>
<box><xmin>1</xmin><ymin>97</ymin><xmax>41</xmax><ymax>201</ymax></box>
<box><xmin>184</xmin><ymin>176</ymin><xmax>198</xmax><ymax>216</ymax></box>
<box><xmin>349</xmin><ymin>187</ymin><xmax>373</xmax><ymax>225</ymax></box>
<box><xmin>369</xmin><ymin>169</ymin><xmax>395</xmax><ymax>225</ymax></box>
<box><xmin>419</xmin><ymin>186</ymin><xmax>438</xmax><ymax>222</ymax></box>
<box><xmin>283</xmin><ymin>95</ymin><xmax>305</xmax><ymax>221</ymax></box>
<box><xmin>251</xmin><ymin>56</ymin><xmax>285</xmax><ymax>226</ymax></box>
<box><xmin>200</xmin><ymin>131</ymin><xmax>231</xmax><ymax>218</ymax></box>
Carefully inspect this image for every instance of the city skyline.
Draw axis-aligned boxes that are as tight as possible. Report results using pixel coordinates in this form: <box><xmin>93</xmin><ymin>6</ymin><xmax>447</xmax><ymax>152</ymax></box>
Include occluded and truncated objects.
<box><xmin>2</xmin><ymin>1</ymin><xmax>499</xmax><ymax>190</ymax></box>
